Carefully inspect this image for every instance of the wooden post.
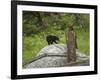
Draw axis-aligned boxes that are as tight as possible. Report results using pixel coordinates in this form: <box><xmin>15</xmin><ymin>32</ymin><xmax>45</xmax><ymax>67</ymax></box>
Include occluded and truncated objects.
<box><xmin>67</xmin><ymin>26</ymin><xmax>77</xmax><ymax>63</ymax></box>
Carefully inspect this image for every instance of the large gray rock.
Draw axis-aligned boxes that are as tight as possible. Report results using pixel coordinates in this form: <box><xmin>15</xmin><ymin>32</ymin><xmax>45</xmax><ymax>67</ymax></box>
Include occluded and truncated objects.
<box><xmin>25</xmin><ymin>44</ymin><xmax>89</xmax><ymax>68</ymax></box>
<box><xmin>37</xmin><ymin>44</ymin><xmax>67</xmax><ymax>56</ymax></box>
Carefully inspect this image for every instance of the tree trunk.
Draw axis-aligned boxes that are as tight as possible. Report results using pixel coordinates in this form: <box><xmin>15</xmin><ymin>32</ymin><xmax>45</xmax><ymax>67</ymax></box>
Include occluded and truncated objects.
<box><xmin>67</xmin><ymin>31</ymin><xmax>76</xmax><ymax>63</ymax></box>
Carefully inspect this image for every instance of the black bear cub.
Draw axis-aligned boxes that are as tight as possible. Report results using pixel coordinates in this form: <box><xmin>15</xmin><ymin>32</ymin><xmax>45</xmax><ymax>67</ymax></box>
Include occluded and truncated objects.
<box><xmin>46</xmin><ymin>35</ymin><xmax>59</xmax><ymax>45</ymax></box>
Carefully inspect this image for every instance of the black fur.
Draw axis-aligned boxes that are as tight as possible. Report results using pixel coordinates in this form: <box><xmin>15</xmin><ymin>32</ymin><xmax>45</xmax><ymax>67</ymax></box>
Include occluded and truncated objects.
<box><xmin>46</xmin><ymin>35</ymin><xmax>59</xmax><ymax>45</ymax></box>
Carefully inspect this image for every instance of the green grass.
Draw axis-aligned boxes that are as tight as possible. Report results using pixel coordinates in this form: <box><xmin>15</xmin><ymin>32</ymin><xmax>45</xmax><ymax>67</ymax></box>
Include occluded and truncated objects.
<box><xmin>23</xmin><ymin>29</ymin><xmax>89</xmax><ymax>67</ymax></box>
<box><xmin>23</xmin><ymin>35</ymin><xmax>47</xmax><ymax>65</ymax></box>
<box><xmin>76</xmin><ymin>30</ymin><xmax>89</xmax><ymax>55</ymax></box>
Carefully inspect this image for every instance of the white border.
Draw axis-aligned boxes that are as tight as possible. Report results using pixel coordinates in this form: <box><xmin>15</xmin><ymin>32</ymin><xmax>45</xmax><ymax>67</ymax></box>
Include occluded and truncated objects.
<box><xmin>17</xmin><ymin>5</ymin><xmax>94</xmax><ymax>75</ymax></box>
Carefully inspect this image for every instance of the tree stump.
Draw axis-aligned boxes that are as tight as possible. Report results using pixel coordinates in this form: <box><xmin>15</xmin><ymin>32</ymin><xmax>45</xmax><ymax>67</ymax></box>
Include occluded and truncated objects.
<box><xmin>67</xmin><ymin>28</ymin><xmax>77</xmax><ymax>63</ymax></box>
